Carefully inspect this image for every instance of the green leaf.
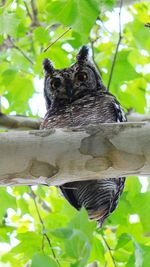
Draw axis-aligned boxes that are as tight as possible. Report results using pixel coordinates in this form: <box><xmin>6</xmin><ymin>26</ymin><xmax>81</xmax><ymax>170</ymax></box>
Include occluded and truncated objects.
<box><xmin>90</xmin><ymin>236</ymin><xmax>105</xmax><ymax>264</ymax></box>
<box><xmin>4</xmin><ymin>74</ymin><xmax>34</xmax><ymax>114</ymax></box>
<box><xmin>64</xmin><ymin>229</ymin><xmax>91</xmax><ymax>267</ymax></box>
<box><xmin>126</xmin><ymin>19</ymin><xmax>149</xmax><ymax>50</ymax></box>
<box><xmin>50</xmin><ymin>227</ymin><xmax>73</xmax><ymax>239</ymax></box>
<box><xmin>116</xmin><ymin>233</ymin><xmax>131</xmax><ymax>249</ymax></box>
<box><xmin>142</xmin><ymin>245</ymin><xmax>150</xmax><ymax>267</ymax></box>
<box><xmin>125</xmin><ymin>177</ymin><xmax>142</xmax><ymax>201</ymax></box>
<box><xmin>0</xmin><ymin>225</ymin><xmax>15</xmax><ymax>242</ymax></box>
<box><xmin>110</xmin><ymin>51</ymin><xmax>139</xmax><ymax>89</ymax></box>
<box><xmin>47</xmin><ymin>0</ymin><xmax>100</xmax><ymax>42</ymax></box>
<box><xmin>31</xmin><ymin>253</ymin><xmax>59</xmax><ymax>267</ymax></box>
<box><xmin>33</xmin><ymin>27</ymin><xmax>50</xmax><ymax>44</ymax></box>
<box><xmin>11</xmin><ymin>232</ymin><xmax>42</xmax><ymax>257</ymax></box>
<box><xmin>119</xmin><ymin>78</ymin><xmax>147</xmax><ymax>114</ymax></box>
<box><xmin>1</xmin><ymin>69</ymin><xmax>17</xmax><ymax>85</ymax></box>
<box><xmin>132</xmin><ymin>192</ymin><xmax>150</xmax><ymax>231</ymax></box>
<box><xmin>47</xmin><ymin>0</ymin><xmax>77</xmax><ymax>26</ymax></box>
<box><xmin>0</xmin><ymin>188</ymin><xmax>17</xmax><ymax>220</ymax></box>
<box><xmin>0</xmin><ymin>12</ymin><xmax>20</xmax><ymax>38</ymax></box>
<box><xmin>71</xmin><ymin>0</ymin><xmax>100</xmax><ymax>42</ymax></box>
<box><xmin>69</xmin><ymin>208</ymin><xmax>96</xmax><ymax>242</ymax></box>
<box><xmin>126</xmin><ymin>254</ymin><xmax>136</xmax><ymax>267</ymax></box>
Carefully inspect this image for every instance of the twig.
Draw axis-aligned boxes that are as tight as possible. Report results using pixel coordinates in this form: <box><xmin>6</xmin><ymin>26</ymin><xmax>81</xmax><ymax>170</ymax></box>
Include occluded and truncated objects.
<box><xmin>23</xmin><ymin>1</ymin><xmax>33</xmax><ymax>21</ymax></box>
<box><xmin>0</xmin><ymin>0</ymin><xmax>6</xmax><ymax>7</ymax></box>
<box><xmin>29</xmin><ymin>187</ymin><xmax>61</xmax><ymax>267</ymax></box>
<box><xmin>89</xmin><ymin>38</ymin><xmax>102</xmax><ymax>76</ymax></box>
<box><xmin>101</xmin><ymin>235</ymin><xmax>117</xmax><ymax>267</ymax></box>
<box><xmin>44</xmin><ymin>27</ymin><xmax>71</xmax><ymax>52</ymax></box>
<box><xmin>8</xmin><ymin>37</ymin><xmax>34</xmax><ymax>65</ymax></box>
<box><xmin>97</xmin><ymin>16</ymin><xmax>112</xmax><ymax>35</ymax></box>
<box><xmin>13</xmin><ymin>45</ymin><xmax>34</xmax><ymax>64</ymax></box>
<box><xmin>31</xmin><ymin>0</ymin><xmax>40</xmax><ymax>26</ymax></box>
<box><xmin>107</xmin><ymin>0</ymin><xmax>123</xmax><ymax>91</ymax></box>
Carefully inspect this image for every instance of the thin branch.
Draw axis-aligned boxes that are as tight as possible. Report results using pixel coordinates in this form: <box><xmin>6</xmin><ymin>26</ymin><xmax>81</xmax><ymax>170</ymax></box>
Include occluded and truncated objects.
<box><xmin>8</xmin><ymin>37</ymin><xmax>34</xmax><ymax>65</ymax></box>
<box><xmin>14</xmin><ymin>45</ymin><xmax>34</xmax><ymax>64</ymax></box>
<box><xmin>31</xmin><ymin>0</ymin><xmax>40</xmax><ymax>26</ymax></box>
<box><xmin>23</xmin><ymin>1</ymin><xmax>33</xmax><ymax>21</ymax></box>
<box><xmin>107</xmin><ymin>0</ymin><xmax>123</xmax><ymax>91</ymax></box>
<box><xmin>89</xmin><ymin>38</ymin><xmax>102</xmax><ymax>76</ymax></box>
<box><xmin>29</xmin><ymin>187</ymin><xmax>61</xmax><ymax>267</ymax></box>
<box><xmin>0</xmin><ymin>0</ymin><xmax>6</xmax><ymax>7</ymax></box>
<box><xmin>44</xmin><ymin>27</ymin><xmax>71</xmax><ymax>52</ymax></box>
<box><xmin>0</xmin><ymin>37</ymin><xmax>13</xmax><ymax>51</ymax></box>
<box><xmin>101</xmin><ymin>235</ymin><xmax>117</xmax><ymax>267</ymax></box>
<box><xmin>97</xmin><ymin>16</ymin><xmax>112</xmax><ymax>35</ymax></box>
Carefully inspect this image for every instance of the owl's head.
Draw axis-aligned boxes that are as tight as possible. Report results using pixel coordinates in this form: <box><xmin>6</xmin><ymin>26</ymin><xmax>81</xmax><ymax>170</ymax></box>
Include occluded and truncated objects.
<box><xmin>43</xmin><ymin>46</ymin><xmax>106</xmax><ymax>109</ymax></box>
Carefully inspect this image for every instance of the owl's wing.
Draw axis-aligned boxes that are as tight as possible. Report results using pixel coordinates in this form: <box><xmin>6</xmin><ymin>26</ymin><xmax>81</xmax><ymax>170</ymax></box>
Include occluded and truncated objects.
<box><xmin>113</xmin><ymin>98</ymin><xmax>127</xmax><ymax>122</ymax></box>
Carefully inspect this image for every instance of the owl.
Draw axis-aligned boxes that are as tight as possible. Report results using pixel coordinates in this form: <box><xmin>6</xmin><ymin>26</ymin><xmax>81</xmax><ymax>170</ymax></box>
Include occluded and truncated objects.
<box><xmin>41</xmin><ymin>46</ymin><xmax>126</xmax><ymax>227</ymax></box>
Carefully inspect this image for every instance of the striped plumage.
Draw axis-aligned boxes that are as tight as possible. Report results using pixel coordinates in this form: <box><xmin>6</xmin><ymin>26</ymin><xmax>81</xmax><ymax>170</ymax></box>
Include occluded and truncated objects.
<box><xmin>41</xmin><ymin>46</ymin><xmax>126</xmax><ymax>226</ymax></box>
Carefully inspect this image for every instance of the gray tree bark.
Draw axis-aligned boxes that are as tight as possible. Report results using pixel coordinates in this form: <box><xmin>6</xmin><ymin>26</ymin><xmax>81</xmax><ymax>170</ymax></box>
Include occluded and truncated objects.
<box><xmin>0</xmin><ymin>122</ymin><xmax>149</xmax><ymax>186</ymax></box>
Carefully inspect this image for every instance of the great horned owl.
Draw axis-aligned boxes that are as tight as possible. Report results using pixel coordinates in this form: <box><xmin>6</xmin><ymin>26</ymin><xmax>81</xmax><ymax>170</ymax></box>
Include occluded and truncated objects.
<box><xmin>41</xmin><ymin>46</ymin><xmax>126</xmax><ymax>226</ymax></box>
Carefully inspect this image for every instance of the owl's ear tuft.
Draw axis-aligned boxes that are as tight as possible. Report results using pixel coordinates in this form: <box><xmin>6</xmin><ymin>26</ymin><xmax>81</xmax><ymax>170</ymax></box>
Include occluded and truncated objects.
<box><xmin>76</xmin><ymin>45</ymin><xmax>89</xmax><ymax>62</ymax></box>
<box><xmin>43</xmin><ymin>58</ymin><xmax>54</xmax><ymax>74</ymax></box>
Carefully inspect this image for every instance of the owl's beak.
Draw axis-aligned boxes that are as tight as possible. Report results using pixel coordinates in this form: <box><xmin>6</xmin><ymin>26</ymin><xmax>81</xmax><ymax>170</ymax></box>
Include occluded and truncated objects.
<box><xmin>65</xmin><ymin>79</ymin><xmax>73</xmax><ymax>100</ymax></box>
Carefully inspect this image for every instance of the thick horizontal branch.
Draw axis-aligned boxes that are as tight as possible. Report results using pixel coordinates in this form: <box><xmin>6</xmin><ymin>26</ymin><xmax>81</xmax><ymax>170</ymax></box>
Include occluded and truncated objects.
<box><xmin>0</xmin><ymin>122</ymin><xmax>150</xmax><ymax>186</ymax></box>
<box><xmin>0</xmin><ymin>112</ymin><xmax>150</xmax><ymax>130</ymax></box>
<box><xmin>0</xmin><ymin>113</ymin><xmax>42</xmax><ymax>130</ymax></box>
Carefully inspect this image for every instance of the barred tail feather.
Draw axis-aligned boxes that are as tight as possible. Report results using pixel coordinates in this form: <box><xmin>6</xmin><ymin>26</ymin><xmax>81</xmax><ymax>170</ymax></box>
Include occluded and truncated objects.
<box><xmin>60</xmin><ymin>177</ymin><xmax>125</xmax><ymax>226</ymax></box>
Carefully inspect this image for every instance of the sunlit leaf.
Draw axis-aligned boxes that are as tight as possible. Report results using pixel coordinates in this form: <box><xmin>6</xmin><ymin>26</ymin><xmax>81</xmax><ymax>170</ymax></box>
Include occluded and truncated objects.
<box><xmin>0</xmin><ymin>12</ymin><xmax>20</xmax><ymax>37</ymax></box>
<box><xmin>31</xmin><ymin>253</ymin><xmax>59</xmax><ymax>267</ymax></box>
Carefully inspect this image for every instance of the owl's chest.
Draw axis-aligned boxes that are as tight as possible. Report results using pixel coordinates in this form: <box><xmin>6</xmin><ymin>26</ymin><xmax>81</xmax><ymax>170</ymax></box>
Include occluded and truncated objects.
<box><xmin>42</xmin><ymin>95</ymin><xmax>117</xmax><ymax>129</ymax></box>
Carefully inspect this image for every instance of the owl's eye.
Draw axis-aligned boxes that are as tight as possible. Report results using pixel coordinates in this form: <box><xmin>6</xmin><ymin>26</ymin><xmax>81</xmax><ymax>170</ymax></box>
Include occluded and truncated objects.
<box><xmin>75</xmin><ymin>72</ymin><xmax>87</xmax><ymax>82</ymax></box>
<box><xmin>51</xmin><ymin>78</ymin><xmax>61</xmax><ymax>89</ymax></box>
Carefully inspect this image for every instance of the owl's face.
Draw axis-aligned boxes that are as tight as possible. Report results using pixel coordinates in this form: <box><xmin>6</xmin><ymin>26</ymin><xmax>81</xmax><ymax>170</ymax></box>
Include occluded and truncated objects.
<box><xmin>43</xmin><ymin>46</ymin><xmax>106</xmax><ymax>109</ymax></box>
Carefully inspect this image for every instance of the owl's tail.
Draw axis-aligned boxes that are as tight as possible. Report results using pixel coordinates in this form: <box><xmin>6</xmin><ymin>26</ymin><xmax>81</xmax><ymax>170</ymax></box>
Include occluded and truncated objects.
<box><xmin>60</xmin><ymin>178</ymin><xmax>125</xmax><ymax>227</ymax></box>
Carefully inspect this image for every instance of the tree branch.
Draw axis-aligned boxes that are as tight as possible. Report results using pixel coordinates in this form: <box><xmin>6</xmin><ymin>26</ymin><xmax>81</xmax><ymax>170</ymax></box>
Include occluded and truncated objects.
<box><xmin>23</xmin><ymin>1</ymin><xmax>33</xmax><ymax>21</ymax></box>
<box><xmin>29</xmin><ymin>187</ymin><xmax>61</xmax><ymax>267</ymax></box>
<box><xmin>0</xmin><ymin>122</ymin><xmax>150</xmax><ymax>186</ymax></box>
<box><xmin>44</xmin><ymin>27</ymin><xmax>71</xmax><ymax>52</ymax></box>
<box><xmin>107</xmin><ymin>0</ymin><xmax>123</xmax><ymax>91</ymax></box>
<box><xmin>101</xmin><ymin>236</ymin><xmax>116</xmax><ymax>267</ymax></box>
<box><xmin>0</xmin><ymin>0</ymin><xmax>6</xmax><ymax>7</ymax></box>
<box><xmin>0</xmin><ymin>113</ymin><xmax>42</xmax><ymax>130</ymax></box>
<box><xmin>8</xmin><ymin>37</ymin><xmax>34</xmax><ymax>65</ymax></box>
<box><xmin>31</xmin><ymin>0</ymin><xmax>40</xmax><ymax>27</ymax></box>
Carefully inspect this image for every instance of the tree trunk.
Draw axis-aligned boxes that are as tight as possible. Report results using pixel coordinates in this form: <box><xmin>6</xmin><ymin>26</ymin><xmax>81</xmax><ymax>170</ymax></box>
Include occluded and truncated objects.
<box><xmin>0</xmin><ymin>122</ymin><xmax>150</xmax><ymax>186</ymax></box>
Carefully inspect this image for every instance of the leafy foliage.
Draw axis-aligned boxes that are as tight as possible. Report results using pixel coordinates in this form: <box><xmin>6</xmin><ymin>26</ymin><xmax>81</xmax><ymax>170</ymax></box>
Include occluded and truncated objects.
<box><xmin>0</xmin><ymin>0</ymin><xmax>150</xmax><ymax>266</ymax></box>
